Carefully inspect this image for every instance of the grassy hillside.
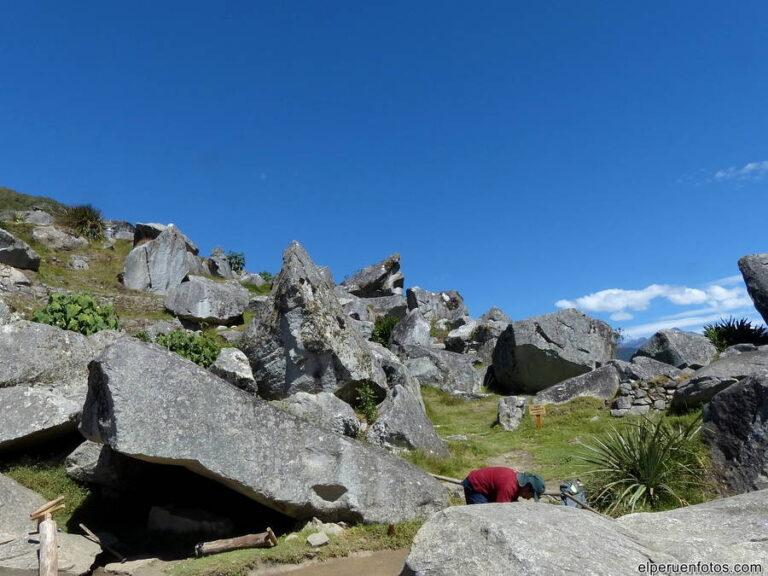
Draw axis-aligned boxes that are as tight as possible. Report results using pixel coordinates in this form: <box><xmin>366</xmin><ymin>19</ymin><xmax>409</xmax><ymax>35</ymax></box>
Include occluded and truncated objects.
<box><xmin>0</xmin><ymin>186</ymin><xmax>68</xmax><ymax>215</ymax></box>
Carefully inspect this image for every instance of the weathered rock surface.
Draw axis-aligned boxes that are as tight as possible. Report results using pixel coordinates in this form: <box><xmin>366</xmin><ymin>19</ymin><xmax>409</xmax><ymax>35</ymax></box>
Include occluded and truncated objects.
<box><xmin>208</xmin><ymin>246</ymin><xmax>235</xmax><ymax>279</ymax></box>
<box><xmin>241</xmin><ymin>272</ymin><xmax>266</xmax><ymax>288</ymax></box>
<box><xmin>123</xmin><ymin>225</ymin><xmax>193</xmax><ymax>294</ymax></box>
<box><xmin>0</xmin><ymin>228</ymin><xmax>40</xmax><ymax>271</ymax></box>
<box><xmin>274</xmin><ymin>392</ymin><xmax>360</xmax><ymax>438</ymax></box>
<box><xmin>21</xmin><ymin>208</ymin><xmax>54</xmax><ymax>225</ymax></box>
<box><xmin>402</xmin><ymin>491</ymin><xmax>768</xmax><ymax>576</ymax></box>
<box><xmin>164</xmin><ymin>276</ymin><xmax>249</xmax><ymax>325</ymax></box>
<box><xmin>341</xmin><ymin>254</ymin><xmax>404</xmax><ymax>297</ymax></box>
<box><xmin>103</xmin><ymin>219</ymin><xmax>135</xmax><ymax>241</ymax></box>
<box><xmin>609</xmin><ymin>356</ymin><xmax>685</xmax><ymax>383</ymax></box>
<box><xmin>403</xmin><ymin>346</ymin><xmax>482</xmax><ymax>396</ymax></box>
<box><xmin>65</xmin><ymin>441</ymin><xmax>151</xmax><ymax>492</ymax></box>
<box><xmin>0</xmin><ymin>473</ymin><xmax>100</xmax><ymax>574</ymax></box>
<box><xmin>534</xmin><ymin>365</ymin><xmax>620</xmax><ymax>405</ymax></box>
<box><xmin>497</xmin><ymin>396</ymin><xmax>526</xmax><ymax>431</ymax></box>
<box><xmin>390</xmin><ymin>309</ymin><xmax>431</xmax><ymax>353</ymax></box>
<box><xmin>632</xmin><ymin>329</ymin><xmax>716</xmax><ymax>369</ymax></box>
<box><xmin>702</xmin><ymin>371</ymin><xmax>768</xmax><ymax>494</ymax></box>
<box><xmin>492</xmin><ymin>308</ymin><xmax>616</xmax><ymax>394</ymax></box>
<box><xmin>0</xmin><ymin>322</ymin><xmax>120</xmax><ymax>450</ymax></box>
<box><xmin>209</xmin><ymin>347</ymin><xmax>256</xmax><ymax>392</ymax></box>
<box><xmin>406</xmin><ymin>287</ymin><xmax>468</xmax><ymax>325</ymax></box>
<box><xmin>0</xmin><ymin>299</ymin><xmax>19</xmax><ymax>325</ymax></box>
<box><xmin>133</xmin><ymin>222</ymin><xmax>199</xmax><ymax>253</ymax></box>
<box><xmin>739</xmin><ymin>253</ymin><xmax>768</xmax><ymax>325</ymax></box>
<box><xmin>81</xmin><ymin>338</ymin><xmax>447</xmax><ymax>523</ymax></box>
<box><xmin>0</xmin><ymin>263</ymin><xmax>31</xmax><ymax>292</ymax></box>
<box><xmin>444</xmin><ymin>319</ymin><xmax>479</xmax><ymax>354</ymax></box>
<box><xmin>239</xmin><ymin>242</ymin><xmax>386</xmax><ymax>400</ymax></box>
<box><xmin>363</xmin><ymin>294</ymin><xmax>409</xmax><ymax>320</ymax></box>
<box><xmin>672</xmin><ymin>350</ymin><xmax>768</xmax><ymax>411</ymax></box>
<box><xmin>32</xmin><ymin>225</ymin><xmax>89</xmax><ymax>251</ymax></box>
<box><xmin>334</xmin><ymin>286</ymin><xmax>376</xmax><ymax>323</ymax></box>
<box><xmin>366</xmin><ymin>384</ymin><xmax>449</xmax><ymax>457</ymax></box>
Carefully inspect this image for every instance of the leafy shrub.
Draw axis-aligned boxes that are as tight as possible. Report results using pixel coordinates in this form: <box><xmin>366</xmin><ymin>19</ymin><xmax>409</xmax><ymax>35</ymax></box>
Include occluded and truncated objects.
<box><xmin>577</xmin><ymin>415</ymin><xmax>706</xmax><ymax>515</ymax></box>
<box><xmin>703</xmin><ymin>316</ymin><xmax>768</xmax><ymax>352</ymax></box>
<box><xmin>60</xmin><ymin>204</ymin><xmax>104</xmax><ymax>240</ymax></box>
<box><xmin>258</xmin><ymin>270</ymin><xmax>274</xmax><ymax>283</ymax></box>
<box><xmin>355</xmin><ymin>382</ymin><xmax>379</xmax><ymax>424</ymax></box>
<box><xmin>371</xmin><ymin>316</ymin><xmax>399</xmax><ymax>346</ymax></box>
<box><xmin>32</xmin><ymin>293</ymin><xmax>119</xmax><ymax>335</ymax></box>
<box><xmin>155</xmin><ymin>330</ymin><xmax>221</xmax><ymax>368</ymax></box>
<box><xmin>133</xmin><ymin>331</ymin><xmax>151</xmax><ymax>343</ymax></box>
<box><xmin>227</xmin><ymin>251</ymin><xmax>246</xmax><ymax>274</ymax></box>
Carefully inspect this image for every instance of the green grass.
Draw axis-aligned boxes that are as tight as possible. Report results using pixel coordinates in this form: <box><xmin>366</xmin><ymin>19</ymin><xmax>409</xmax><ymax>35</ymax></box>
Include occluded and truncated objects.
<box><xmin>242</xmin><ymin>281</ymin><xmax>272</xmax><ymax>296</ymax></box>
<box><xmin>169</xmin><ymin>521</ymin><xmax>422</xmax><ymax>576</ymax></box>
<box><xmin>0</xmin><ymin>187</ymin><xmax>68</xmax><ymax>215</ymax></box>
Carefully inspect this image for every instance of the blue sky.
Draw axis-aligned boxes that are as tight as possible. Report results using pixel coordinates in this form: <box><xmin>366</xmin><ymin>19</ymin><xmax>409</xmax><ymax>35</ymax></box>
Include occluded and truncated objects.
<box><xmin>1</xmin><ymin>1</ymin><xmax>766</xmax><ymax>338</ymax></box>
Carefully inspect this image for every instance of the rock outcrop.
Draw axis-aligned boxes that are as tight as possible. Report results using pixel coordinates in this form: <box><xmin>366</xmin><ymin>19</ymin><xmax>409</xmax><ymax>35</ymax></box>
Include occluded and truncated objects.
<box><xmin>341</xmin><ymin>254</ymin><xmax>404</xmax><ymax>297</ymax></box>
<box><xmin>671</xmin><ymin>350</ymin><xmax>768</xmax><ymax>411</ymax></box>
<box><xmin>497</xmin><ymin>396</ymin><xmax>526</xmax><ymax>431</ymax></box>
<box><xmin>0</xmin><ymin>227</ymin><xmax>40</xmax><ymax>271</ymax></box>
<box><xmin>492</xmin><ymin>308</ymin><xmax>616</xmax><ymax>394</ymax></box>
<box><xmin>274</xmin><ymin>391</ymin><xmax>360</xmax><ymax>438</ymax></box>
<box><xmin>403</xmin><ymin>346</ymin><xmax>482</xmax><ymax>396</ymax></box>
<box><xmin>80</xmin><ymin>338</ymin><xmax>448</xmax><ymax>524</ymax></box>
<box><xmin>209</xmin><ymin>347</ymin><xmax>256</xmax><ymax>392</ymax></box>
<box><xmin>390</xmin><ymin>308</ymin><xmax>431</xmax><ymax>353</ymax></box>
<box><xmin>533</xmin><ymin>365</ymin><xmax>620</xmax><ymax>405</ymax></box>
<box><xmin>702</xmin><ymin>370</ymin><xmax>768</xmax><ymax>494</ymax></box>
<box><xmin>739</xmin><ymin>253</ymin><xmax>768</xmax><ymax>325</ymax></box>
<box><xmin>402</xmin><ymin>491</ymin><xmax>768</xmax><ymax>576</ymax></box>
<box><xmin>632</xmin><ymin>328</ymin><xmax>716</xmax><ymax>369</ymax></box>
<box><xmin>31</xmin><ymin>225</ymin><xmax>89</xmax><ymax>251</ymax></box>
<box><xmin>122</xmin><ymin>224</ymin><xmax>194</xmax><ymax>294</ymax></box>
<box><xmin>164</xmin><ymin>276</ymin><xmax>250</xmax><ymax>325</ymax></box>
<box><xmin>406</xmin><ymin>287</ymin><xmax>468</xmax><ymax>325</ymax></box>
<box><xmin>239</xmin><ymin>242</ymin><xmax>386</xmax><ymax>400</ymax></box>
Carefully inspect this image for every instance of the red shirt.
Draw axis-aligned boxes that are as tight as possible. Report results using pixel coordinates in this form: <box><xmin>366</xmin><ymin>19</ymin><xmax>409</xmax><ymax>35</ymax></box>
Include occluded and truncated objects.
<box><xmin>467</xmin><ymin>467</ymin><xmax>520</xmax><ymax>502</ymax></box>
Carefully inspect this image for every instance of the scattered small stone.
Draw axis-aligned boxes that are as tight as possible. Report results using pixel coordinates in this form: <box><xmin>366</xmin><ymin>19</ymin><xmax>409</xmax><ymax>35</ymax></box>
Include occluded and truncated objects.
<box><xmin>306</xmin><ymin>532</ymin><xmax>330</xmax><ymax>547</ymax></box>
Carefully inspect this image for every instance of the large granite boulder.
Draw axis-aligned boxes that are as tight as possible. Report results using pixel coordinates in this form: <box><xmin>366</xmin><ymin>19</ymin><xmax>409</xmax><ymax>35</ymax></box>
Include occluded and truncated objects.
<box><xmin>0</xmin><ymin>322</ymin><xmax>121</xmax><ymax>450</ymax></box>
<box><xmin>209</xmin><ymin>347</ymin><xmax>256</xmax><ymax>392</ymax></box>
<box><xmin>390</xmin><ymin>308</ymin><xmax>431</xmax><ymax>353</ymax></box>
<box><xmin>492</xmin><ymin>308</ymin><xmax>616</xmax><ymax>394</ymax></box>
<box><xmin>671</xmin><ymin>350</ymin><xmax>768</xmax><ymax>411</ymax></box>
<box><xmin>497</xmin><ymin>396</ymin><xmax>526</xmax><ymax>431</ymax></box>
<box><xmin>406</xmin><ymin>287</ymin><xmax>468</xmax><ymax>325</ymax></box>
<box><xmin>341</xmin><ymin>254</ymin><xmax>404</xmax><ymax>297</ymax></box>
<box><xmin>632</xmin><ymin>329</ymin><xmax>717</xmax><ymax>369</ymax></box>
<box><xmin>123</xmin><ymin>224</ymin><xmax>194</xmax><ymax>294</ymax></box>
<box><xmin>80</xmin><ymin>338</ymin><xmax>448</xmax><ymax>523</ymax></box>
<box><xmin>103</xmin><ymin>219</ymin><xmax>135</xmax><ymax>241</ymax></box>
<box><xmin>0</xmin><ymin>473</ymin><xmax>100</xmax><ymax>574</ymax></box>
<box><xmin>608</xmin><ymin>356</ymin><xmax>685</xmax><ymax>383</ymax></box>
<box><xmin>443</xmin><ymin>319</ymin><xmax>479</xmax><ymax>354</ymax></box>
<box><xmin>739</xmin><ymin>253</ymin><xmax>768</xmax><ymax>325</ymax></box>
<box><xmin>164</xmin><ymin>276</ymin><xmax>249</xmax><ymax>325</ymax></box>
<box><xmin>31</xmin><ymin>225</ymin><xmax>89</xmax><ymax>250</ymax></box>
<box><xmin>702</xmin><ymin>371</ymin><xmax>768</xmax><ymax>494</ymax></box>
<box><xmin>402</xmin><ymin>491</ymin><xmax>768</xmax><ymax>576</ymax></box>
<box><xmin>132</xmin><ymin>222</ymin><xmax>199</xmax><ymax>253</ymax></box>
<box><xmin>0</xmin><ymin>263</ymin><xmax>31</xmax><ymax>293</ymax></box>
<box><xmin>208</xmin><ymin>246</ymin><xmax>235</xmax><ymax>279</ymax></box>
<box><xmin>334</xmin><ymin>286</ymin><xmax>376</xmax><ymax>323</ymax></box>
<box><xmin>534</xmin><ymin>365</ymin><xmax>620</xmax><ymax>405</ymax></box>
<box><xmin>366</xmin><ymin>384</ymin><xmax>448</xmax><ymax>458</ymax></box>
<box><xmin>403</xmin><ymin>346</ymin><xmax>482</xmax><ymax>396</ymax></box>
<box><xmin>21</xmin><ymin>208</ymin><xmax>54</xmax><ymax>225</ymax></box>
<box><xmin>65</xmin><ymin>440</ymin><xmax>151</xmax><ymax>492</ymax></box>
<box><xmin>274</xmin><ymin>391</ymin><xmax>360</xmax><ymax>438</ymax></box>
<box><xmin>0</xmin><ymin>228</ymin><xmax>40</xmax><ymax>271</ymax></box>
<box><xmin>239</xmin><ymin>242</ymin><xmax>386</xmax><ymax>400</ymax></box>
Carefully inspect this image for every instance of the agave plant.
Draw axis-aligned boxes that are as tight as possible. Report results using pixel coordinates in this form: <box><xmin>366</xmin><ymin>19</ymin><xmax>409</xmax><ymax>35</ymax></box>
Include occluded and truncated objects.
<box><xmin>703</xmin><ymin>316</ymin><xmax>768</xmax><ymax>352</ymax></box>
<box><xmin>577</xmin><ymin>415</ymin><xmax>705</xmax><ymax>514</ymax></box>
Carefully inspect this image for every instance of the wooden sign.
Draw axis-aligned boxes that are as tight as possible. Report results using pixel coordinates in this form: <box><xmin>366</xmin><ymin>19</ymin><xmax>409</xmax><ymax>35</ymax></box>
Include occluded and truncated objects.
<box><xmin>529</xmin><ymin>404</ymin><xmax>546</xmax><ymax>429</ymax></box>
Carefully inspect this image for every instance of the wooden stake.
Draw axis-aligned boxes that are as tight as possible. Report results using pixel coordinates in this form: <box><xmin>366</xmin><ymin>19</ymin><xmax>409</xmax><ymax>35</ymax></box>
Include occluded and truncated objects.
<box><xmin>195</xmin><ymin>528</ymin><xmax>278</xmax><ymax>557</ymax></box>
<box><xmin>30</xmin><ymin>504</ymin><xmax>65</xmax><ymax>522</ymax></box>
<box><xmin>78</xmin><ymin>523</ymin><xmax>126</xmax><ymax>563</ymax></box>
<box><xmin>430</xmin><ymin>473</ymin><xmax>463</xmax><ymax>485</ymax></box>
<box><xmin>30</xmin><ymin>497</ymin><xmax>65</xmax><ymax>520</ymax></box>
<box><xmin>38</xmin><ymin>513</ymin><xmax>58</xmax><ymax>576</ymax></box>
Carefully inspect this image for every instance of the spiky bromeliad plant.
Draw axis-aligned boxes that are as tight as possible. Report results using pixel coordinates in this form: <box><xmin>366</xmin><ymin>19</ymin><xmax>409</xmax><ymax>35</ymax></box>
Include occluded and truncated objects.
<box><xmin>60</xmin><ymin>203</ymin><xmax>105</xmax><ymax>241</ymax></box>
<box><xmin>577</xmin><ymin>415</ymin><xmax>706</xmax><ymax>515</ymax></box>
<box><xmin>702</xmin><ymin>316</ymin><xmax>768</xmax><ymax>352</ymax></box>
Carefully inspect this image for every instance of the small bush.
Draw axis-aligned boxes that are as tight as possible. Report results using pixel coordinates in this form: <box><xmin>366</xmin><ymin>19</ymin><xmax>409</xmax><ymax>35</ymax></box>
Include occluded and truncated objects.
<box><xmin>370</xmin><ymin>316</ymin><xmax>399</xmax><ymax>346</ymax></box>
<box><xmin>703</xmin><ymin>316</ymin><xmax>768</xmax><ymax>352</ymax></box>
<box><xmin>577</xmin><ymin>415</ymin><xmax>706</xmax><ymax>515</ymax></box>
<box><xmin>258</xmin><ymin>270</ymin><xmax>273</xmax><ymax>283</ymax></box>
<box><xmin>60</xmin><ymin>204</ymin><xmax>104</xmax><ymax>240</ymax></box>
<box><xmin>355</xmin><ymin>382</ymin><xmax>379</xmax><ymax>424</ymax></box>
<box><xmin>155</xmin><ymin>330</ymin><xmax>221</xmax><ymax>368</ymax></box>
<box><xmin>227</xmin><ymin>251</ymin><xmax>246</xmax><ymax>274</ymax></box>
<box><xmin>32</xmin><ymin>293</ymin><xmax>119</xmax><ymax>335</ymax></box>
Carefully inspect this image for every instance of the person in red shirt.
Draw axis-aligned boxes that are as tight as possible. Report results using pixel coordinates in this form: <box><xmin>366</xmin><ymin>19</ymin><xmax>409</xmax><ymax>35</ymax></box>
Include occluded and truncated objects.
<box><xmin>461</xmin><ymin>467</ymin><xmax>545</xmax><ymax>504</ymax></box>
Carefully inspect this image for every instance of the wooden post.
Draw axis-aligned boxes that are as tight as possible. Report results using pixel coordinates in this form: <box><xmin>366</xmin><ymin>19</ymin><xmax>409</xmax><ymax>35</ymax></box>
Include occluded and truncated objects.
<box><xmin>529</xmin><ymin>404</ymin><xmax>546</xmax><ymax>429</ymax></box>
<box><xmin>195</xmin><ymin>528</ymin><xmax>277</xmax><ymax>557</ymax></box>
<box><xmin>38</xmin><ymin>512</ymin><xmax>58</xmax><ymax>576</ymax></box>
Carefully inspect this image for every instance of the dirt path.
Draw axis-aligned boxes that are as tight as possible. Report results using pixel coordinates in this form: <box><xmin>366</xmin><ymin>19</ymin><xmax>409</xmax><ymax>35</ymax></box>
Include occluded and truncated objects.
<box><xmin>248</xmin><ymin>548</ymin><xmax>409</xmax><ymax>576</ymax></box>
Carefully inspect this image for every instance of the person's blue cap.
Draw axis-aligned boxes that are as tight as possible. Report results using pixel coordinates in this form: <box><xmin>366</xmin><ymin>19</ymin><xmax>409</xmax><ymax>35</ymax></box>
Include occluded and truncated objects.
<box><xmin>517</xmin><ymin>473</ymin><xmax>546</xmax><ymax>501</ymax></box>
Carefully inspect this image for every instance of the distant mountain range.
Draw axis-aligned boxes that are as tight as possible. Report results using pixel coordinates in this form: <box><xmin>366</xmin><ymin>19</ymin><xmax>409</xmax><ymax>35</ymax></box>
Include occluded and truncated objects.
<box><xmin>616</xmin><ymin>336</ymin><xmax>649</xmax><ymax>361</ymax></box>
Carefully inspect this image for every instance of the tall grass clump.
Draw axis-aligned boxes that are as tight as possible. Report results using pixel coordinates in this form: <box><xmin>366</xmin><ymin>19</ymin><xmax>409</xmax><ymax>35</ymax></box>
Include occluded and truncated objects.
<box><xmin>370</xmin><ymin>316</ymin><xmax>399</xmax><ymax>347</ymax></box>
<box><xmin>703</xmin><ymin>316</ymin><xmax>768</xmax><ymax>352</ymax></box>
<box><xmin>577</xmin><ymin>414</ymin><xmax>707</xmax><ymax>515</ymax></box>
<box><xmin>60</xmin><ymin>203</ymin><xmax>104</xmax><ymax>240</ymax></box>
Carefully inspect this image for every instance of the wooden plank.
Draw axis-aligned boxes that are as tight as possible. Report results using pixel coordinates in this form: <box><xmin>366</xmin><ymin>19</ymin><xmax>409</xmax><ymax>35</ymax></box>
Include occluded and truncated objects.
<box><xmin>195</xmin><ymin>529</ymin><xmax>278</xmax><ymax>557</ymax></box>
<box><xmin>528</xmin><ymin>405</ymin><xmax>546</xmax><ymax>416</ymax></box>
<box><xmin>30</xmin><ymin>504</ymin><xmax>65</xmax><ymax>522</ymax></box>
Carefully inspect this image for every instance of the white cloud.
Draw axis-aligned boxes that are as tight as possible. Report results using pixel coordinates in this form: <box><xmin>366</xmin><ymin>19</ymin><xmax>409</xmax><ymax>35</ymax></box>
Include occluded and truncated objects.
<box><xmin>714</xmin><ymin>160</ymin><xmax>768</xmax><ymax>181</ymax></box>
<box><xmin>610</xmin><ymin>312</ymin><xmax>634</xmax><ymax>321</ymax></box>
<box><xmin>556</xmin><ymin>285</ymin><xmax>668</xmax><ymax>313</ymax></box>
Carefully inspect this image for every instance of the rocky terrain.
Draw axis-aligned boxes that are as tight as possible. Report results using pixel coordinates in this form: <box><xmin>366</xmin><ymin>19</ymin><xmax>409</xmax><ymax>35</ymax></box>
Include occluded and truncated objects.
<box><xmin>1</xmin><ymin>188</ymin><xmax>767</xmax><ymax>575</ymax></box>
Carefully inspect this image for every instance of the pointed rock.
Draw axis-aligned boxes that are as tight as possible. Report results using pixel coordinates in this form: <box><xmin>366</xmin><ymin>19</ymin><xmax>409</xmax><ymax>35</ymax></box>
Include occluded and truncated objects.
<box><xmin>341</xmin><ymin>254</ymin><xmax>404</xmax><ymax>297</ymax></box>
